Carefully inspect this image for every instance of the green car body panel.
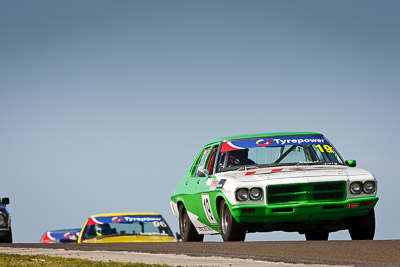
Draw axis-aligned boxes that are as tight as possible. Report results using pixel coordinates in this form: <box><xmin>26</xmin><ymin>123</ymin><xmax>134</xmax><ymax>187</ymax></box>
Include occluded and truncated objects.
<box><xmin>170</xmin><ymin>132</ymin><xmax>378</xmax><ymax>239</ymax></box>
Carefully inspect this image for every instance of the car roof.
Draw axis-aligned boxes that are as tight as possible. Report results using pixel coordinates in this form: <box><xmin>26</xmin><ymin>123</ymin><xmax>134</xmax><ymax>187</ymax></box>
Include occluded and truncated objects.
<box><xmin>89</xmin><ymin>212</ymin><xmax>161</xmax><ymax>218</ymax></box>
<box><xmin>46</xmin><ymin>228</ymin><xmax>81</xmax><ymax>233</ymax></box>
<box><xmin>205</xmin><ymin>132</ymin><xmax>323</xmax><ymax>146</ymax></box>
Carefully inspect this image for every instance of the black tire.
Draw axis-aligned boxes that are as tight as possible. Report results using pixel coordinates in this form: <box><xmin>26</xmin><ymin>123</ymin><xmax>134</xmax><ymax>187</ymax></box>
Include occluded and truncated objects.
<box><xmin>305</xmin><ymin>231</ymin><xmax>329</xmax><ymax>241</ymax></box>
<box><xmin>348</xmin><ymin>208</ymin><xmax>375</xmax><ymax>240</ymax></box>
<box><xmin>0</xmin><ymin>229</ymin><xmax>12</xmax><ymax>243</ymax></box>
<box><xmin>178</xmin><ymin>204</ymin><xmax>204</xmax><ymax>242</ymax></box>
<box><xmin>219</xmin><ymin>199</ymin><xmax>246</xmax><ymax>241</ymax></box>
<box><xmin>6</xmin><ymin>229</ymin><xmax>12</xmax><ymax>243</ymax></box>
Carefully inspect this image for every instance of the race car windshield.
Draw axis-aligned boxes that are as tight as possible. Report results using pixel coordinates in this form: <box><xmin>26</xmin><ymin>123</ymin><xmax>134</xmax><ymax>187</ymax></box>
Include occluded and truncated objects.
<box><xmin>217</xmin><ymin>135</ymin><xmax>344</xmax><ymax>173</ymax></box>
<box><xmin>81</xmin><ymin>216</ymin><xmax>174</xmax><ymax>241</ymax></box>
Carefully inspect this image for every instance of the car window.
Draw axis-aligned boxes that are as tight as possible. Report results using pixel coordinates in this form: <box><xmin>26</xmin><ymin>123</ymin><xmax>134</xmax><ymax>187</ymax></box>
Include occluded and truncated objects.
<box><xmin>193</xmin><ymin>147</ymin><xmax>211</xmax><ymax>177</ymax></box>
<box><xmin>80</xmin><ymin>216</ymin><xmax>174</xmax><ymax>241</ymax></box>
<box><xmin>216</xmin><ymin>135</ymin><xmax>344</xmax><ymax>172</ymax></box>
<box><xmin>206</xmin><ymin>145</ymin><xmax>219</xmax><ymax>175</ymax></box>
<box><xmin>247</xmin><ymin>146</ymin><xmax>307</xmax><ymax>164</ymax></box>
<box><xmin>276</xmin><ymin>146</ymin><xmax>307</xmax><ymax>163</ymax></box>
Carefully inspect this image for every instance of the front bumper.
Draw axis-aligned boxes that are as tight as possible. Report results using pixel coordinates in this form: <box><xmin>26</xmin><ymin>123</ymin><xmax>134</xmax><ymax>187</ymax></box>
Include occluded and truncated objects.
<box><xmin>231</xmin><ymin>197</ymin><xmax>378</xmax><ymax>225</ymax></box>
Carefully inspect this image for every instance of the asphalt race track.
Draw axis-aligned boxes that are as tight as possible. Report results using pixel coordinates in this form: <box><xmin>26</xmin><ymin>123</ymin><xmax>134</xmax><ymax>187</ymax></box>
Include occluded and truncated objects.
<box><xmin>1</xmin><ymin>240</ymin><xmax>400</xmax><ymax>266</ymax></box>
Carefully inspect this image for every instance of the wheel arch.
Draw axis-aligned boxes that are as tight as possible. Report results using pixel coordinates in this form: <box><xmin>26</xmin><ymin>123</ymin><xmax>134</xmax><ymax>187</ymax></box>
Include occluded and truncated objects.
<box><xmin>215</xmin><ymin>194</ymin><xmax>228</xmax><ymax>219</ymax></box>
<box><xmin>175</xmin><ymin>198</ymin><xmax>189</xmax><ymax>219</ymax></box>
<box><xmin>177</xmin><ymin>200</ymin><xmax>184</xmax><ymax>210</ymax></box>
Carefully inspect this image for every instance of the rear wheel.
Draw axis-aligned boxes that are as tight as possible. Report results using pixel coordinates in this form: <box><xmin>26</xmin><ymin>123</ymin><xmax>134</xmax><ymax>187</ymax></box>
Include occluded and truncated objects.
<box><xmin>305</xmin><ymin>231</ymin><xmax>329</xmax><ymax>241</ymax></box>
<box><xmin>178</xmin><ymin>204</ymin><xmax>204</xmax><ymax>242</ymax></box>
<box><xmin>348</xmin><ymin>208</ymin><xmax>375</xmax><ymax>240</ymax></box>
<box><xmin>219</xmin><ymin>199</ymin><xmax>246</xmax><ymax>241</ymax></box>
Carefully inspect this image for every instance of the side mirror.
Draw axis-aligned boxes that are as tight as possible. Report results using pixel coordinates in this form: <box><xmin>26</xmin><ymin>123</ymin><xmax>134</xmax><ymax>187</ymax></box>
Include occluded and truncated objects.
<box><xmin>197</xmin><ymin>168</ymin><xmax>209</xmax><ymax>177</ymax></box>
<box><xmin>345</xmin><ymin>160</ymin><xmax>357</xmax><ymax>167</ymax></box>
<box><xmin>1</xmin><ymin>197</ymin><xmax>10</xmax><ymax>205</ymax></box>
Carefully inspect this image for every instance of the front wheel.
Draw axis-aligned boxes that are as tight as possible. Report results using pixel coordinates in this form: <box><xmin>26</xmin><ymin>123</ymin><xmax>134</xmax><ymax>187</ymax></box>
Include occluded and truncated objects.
<box><xmin>0</xmin><ymin>229</ymin><xmax>12</xmax><ymax>243</ymax></box>
<box><xmin>178</xmin><ymin>204</ymin><xmax>204</xmax><ymax>242</ymax></box>
<box><xmin>348</xmin><ymin>208</ymin><xmax>375</xmax><ymax>240</ymax></box>
<box><xmin>219</xmin><ymin>199</ymin><xmax>246</xmax><ymax>241</ymax></box>
<box><xmin>6</xmin><ymin>230</ymin><xmax>12</xmax><ymax>243</ymax></box>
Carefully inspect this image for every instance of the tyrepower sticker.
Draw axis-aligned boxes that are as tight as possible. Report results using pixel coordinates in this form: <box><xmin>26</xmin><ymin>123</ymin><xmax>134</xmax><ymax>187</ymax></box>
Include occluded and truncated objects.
<box><xmin>221</xmin><ymin>135</ymin><xmax>328</xmax><ymax>152</ymax></box>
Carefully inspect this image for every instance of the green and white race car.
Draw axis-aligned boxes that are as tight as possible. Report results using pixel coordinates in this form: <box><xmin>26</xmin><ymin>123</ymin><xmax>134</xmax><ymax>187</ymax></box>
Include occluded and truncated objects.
<box><xmin>170</xmin><ymin>132</ymin><xmax>378</xmax><ymax>241</ymax></box>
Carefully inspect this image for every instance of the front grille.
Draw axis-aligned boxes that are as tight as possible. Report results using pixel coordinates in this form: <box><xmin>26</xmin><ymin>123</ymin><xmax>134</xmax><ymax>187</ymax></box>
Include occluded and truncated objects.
<box><xmin>267</xmin><ymin>182</ymin><xmax>346</xmax><ymax>205</ymax></box>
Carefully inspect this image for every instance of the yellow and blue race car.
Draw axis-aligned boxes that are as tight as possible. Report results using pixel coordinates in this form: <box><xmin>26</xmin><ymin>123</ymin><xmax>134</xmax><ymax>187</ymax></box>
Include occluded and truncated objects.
<box><xmin>77</xmin><ymin>212</ymin><xmax>177</xmax><ymax>243</ymax></box>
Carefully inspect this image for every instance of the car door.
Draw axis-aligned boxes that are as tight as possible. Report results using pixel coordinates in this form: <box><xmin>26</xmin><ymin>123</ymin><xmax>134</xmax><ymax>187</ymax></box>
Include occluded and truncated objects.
<box><xmin>193</xmin><ymin>144</ymin><xmax>221</xmax><ymax>228</ymax></box>
<box><xmin>178</xmin><ymin>146</ymin><xmax>212</xmax><ymax>218</ymax></box>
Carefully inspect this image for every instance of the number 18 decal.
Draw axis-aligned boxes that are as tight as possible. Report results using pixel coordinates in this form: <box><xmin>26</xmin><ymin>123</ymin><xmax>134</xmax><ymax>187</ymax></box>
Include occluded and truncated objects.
<box><xmin>315</xmin><ymin>144</ymin><xmax>333</xmax><ymax>153</ymax></box>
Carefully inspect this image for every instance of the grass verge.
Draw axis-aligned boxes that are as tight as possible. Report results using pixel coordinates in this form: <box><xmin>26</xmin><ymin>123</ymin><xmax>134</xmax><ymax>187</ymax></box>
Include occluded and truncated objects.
<box><xmin>0</xmin><ymin>253</ymin><xmax>171</xmax><ymax>267</ymax></box>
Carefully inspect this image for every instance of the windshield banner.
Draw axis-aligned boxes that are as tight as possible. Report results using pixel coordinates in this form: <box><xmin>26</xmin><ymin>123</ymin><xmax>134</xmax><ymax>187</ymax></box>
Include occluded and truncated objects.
<box><xmin>87</xmin><ymin>215</ymin><xmax>164</xmax><ymax>225</ymax></box>
<box><xmin>221</xmin><ymin>136</ymin><xmax>328</xmax><ymax>152</ymax></box>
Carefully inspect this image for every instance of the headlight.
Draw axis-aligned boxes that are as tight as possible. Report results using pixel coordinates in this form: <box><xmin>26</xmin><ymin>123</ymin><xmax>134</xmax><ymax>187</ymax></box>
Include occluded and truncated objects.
<box><xmin>350</xmin><ymin>182</ymin><xmax>363</xmax><ymax>194</ymax></box>
<box><xmin>249</xmin><ymin>187</ymin><xmax>263</xmax><ymax>200</ymax></box>
<box><xmin>236</xmin><ymin>188</ymin><xmax>249</xmax><ymax>201</ymax></box>
<box><xmin>363</xmin><ymin>181</ymin><xmax>376</xmax><ymax>194</ymax></box>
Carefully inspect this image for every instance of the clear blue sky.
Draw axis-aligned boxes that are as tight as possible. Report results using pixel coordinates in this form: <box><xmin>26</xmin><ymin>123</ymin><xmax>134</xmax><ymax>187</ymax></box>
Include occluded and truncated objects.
<box><xmin>1</xmin><ymin>0</ymin><xmax>399</xmax><ymax>242</ymax></box>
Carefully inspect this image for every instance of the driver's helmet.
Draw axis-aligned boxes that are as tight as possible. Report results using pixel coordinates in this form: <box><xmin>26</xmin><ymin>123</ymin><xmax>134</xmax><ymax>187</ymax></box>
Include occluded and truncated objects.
<box><xmin>95</xmin><ymin>224</ymin><xmax>103</xmax><ymax>236</ymax></box>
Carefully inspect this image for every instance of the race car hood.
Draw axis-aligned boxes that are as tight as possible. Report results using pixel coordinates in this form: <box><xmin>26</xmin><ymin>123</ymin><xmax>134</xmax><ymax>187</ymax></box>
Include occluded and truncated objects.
<box><xmin>216</xmin><ymin>165</ymin><xmax>373</xmax><ymax>183</ymax></box>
